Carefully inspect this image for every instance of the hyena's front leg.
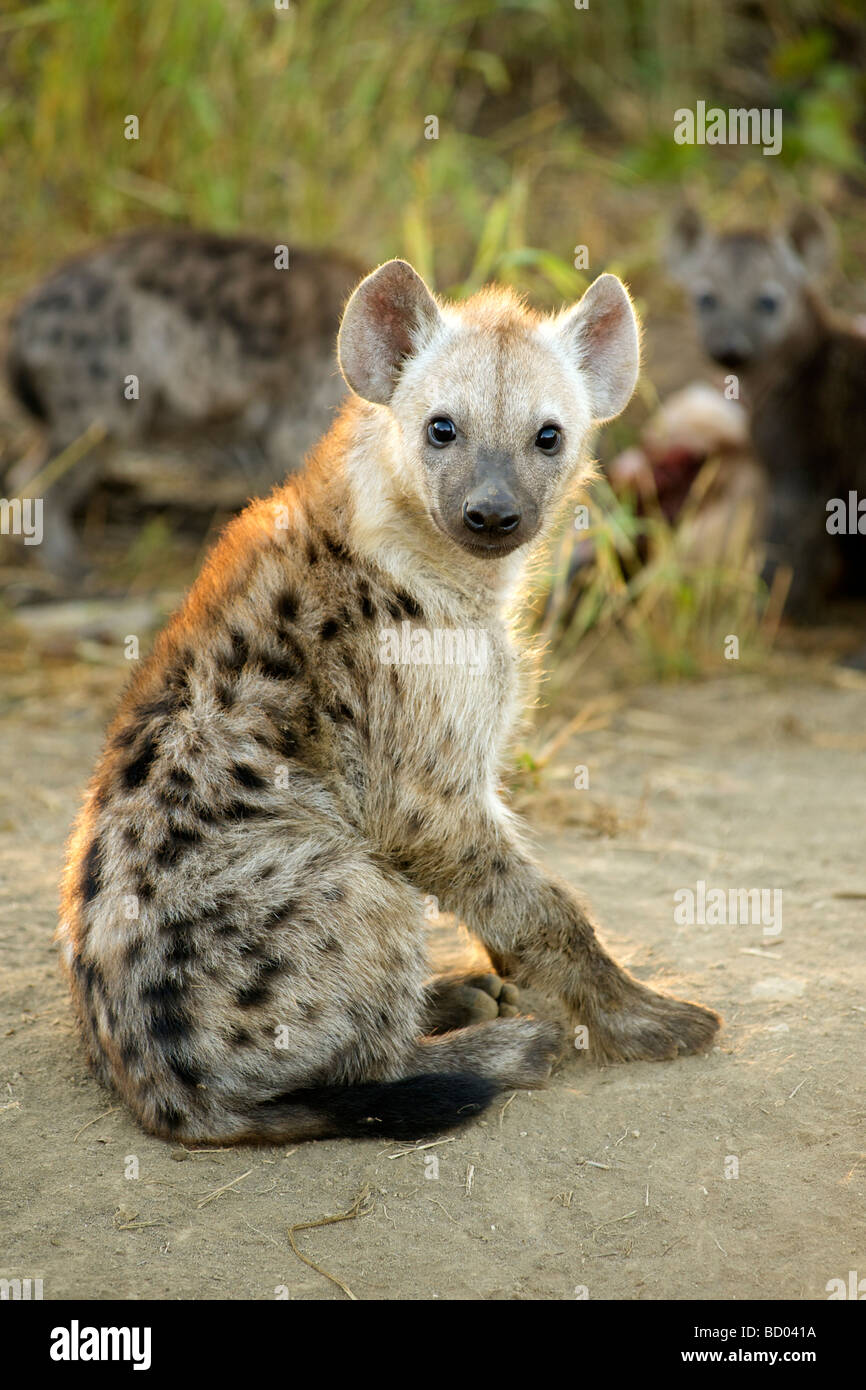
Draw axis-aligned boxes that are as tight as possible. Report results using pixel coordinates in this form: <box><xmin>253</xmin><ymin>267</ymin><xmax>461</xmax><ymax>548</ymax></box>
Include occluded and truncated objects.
<box><xmin>419</xmin><ymin>813</ymin><xmax>721</xmax><ymax>1063</ymax></box>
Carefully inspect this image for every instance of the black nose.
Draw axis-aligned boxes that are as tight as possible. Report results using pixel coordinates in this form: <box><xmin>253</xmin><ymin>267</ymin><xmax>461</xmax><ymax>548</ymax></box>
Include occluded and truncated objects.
<box><xmin>462</xmin><ymin>485</ymin><xmax>521</xmax><ymax>536</ymax></box>
<box><xmin>711</xmin><ymin>347</ymin><xmax>750</xmax><ymax>370</ymax></box>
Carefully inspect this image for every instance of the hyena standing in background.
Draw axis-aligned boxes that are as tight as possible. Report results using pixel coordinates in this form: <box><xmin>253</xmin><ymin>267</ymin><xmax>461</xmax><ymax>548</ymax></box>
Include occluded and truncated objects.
<box><xmin>5</xmin><ymin>229</ymin><xmax>361</xmax><ymax>577</ymax></box>
<box><xmin>59</xmin><ymin>259</ymin><xmax>720</xmax><ymax>1145</ymax></box>
<box><xmin>667</xmin><ymin>206</ymin><xmax>866</xmax><ymax>631</ymax></box>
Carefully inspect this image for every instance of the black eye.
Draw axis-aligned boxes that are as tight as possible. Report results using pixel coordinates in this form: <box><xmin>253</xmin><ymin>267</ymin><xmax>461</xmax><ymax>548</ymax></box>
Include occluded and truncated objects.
<box><xmin>427</xmin><ymin>418</ymin><xmax>457</xmax><ymax>446</ymax></box>
<box><xmin>696</xmin><ymin>291</ymin><xmax>718</xmax><ymax>312</ymax></box>
<box><xmin>535</xmin><ymin>425</ymin><xmax>561</xmax><ymax>454</ymax></box>
<box><xmin>755</xmin><ymin>294</ymin><xmax>778</xmax><ymax>314</ymax></box>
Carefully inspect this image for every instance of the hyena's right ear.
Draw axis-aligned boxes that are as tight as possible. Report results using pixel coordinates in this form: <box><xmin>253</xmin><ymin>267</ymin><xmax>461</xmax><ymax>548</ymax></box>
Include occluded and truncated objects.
<box><xmin>665</xmin><ymin>205</ymin><xmax>706</xmax><ymax>281</ymax></box>
<box><xmin>338</xmin><ymin>259</ymin><xmax>441</xmax><ymax>404</ymax></box>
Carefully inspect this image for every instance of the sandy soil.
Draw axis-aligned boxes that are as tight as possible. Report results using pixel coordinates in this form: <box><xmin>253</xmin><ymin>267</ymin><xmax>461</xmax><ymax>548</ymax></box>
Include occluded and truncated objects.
<box><xmin>1</xmin><ymin>648</ymin><xmax>864</xmax><ymax>1301</ymax></box>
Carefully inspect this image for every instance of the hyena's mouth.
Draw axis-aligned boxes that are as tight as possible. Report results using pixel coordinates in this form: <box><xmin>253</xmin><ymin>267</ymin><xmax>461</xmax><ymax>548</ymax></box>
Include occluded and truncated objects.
<box><xmin>458</xmin><ymin>535</ymin><xmax>527</xmax><ymax>558</ymax></box>
<box><xmin>429</xmin><ymin>509</ymin><xmax>529</xmax><ymax>559</ymax></box>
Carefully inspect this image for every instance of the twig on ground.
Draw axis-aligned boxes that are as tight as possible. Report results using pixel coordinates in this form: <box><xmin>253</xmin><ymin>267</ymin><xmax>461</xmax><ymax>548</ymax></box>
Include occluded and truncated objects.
<box><xmin>287</xmin><ymin>1187</ymin><xmax>374</xmax><ymax>1301</ymax></box>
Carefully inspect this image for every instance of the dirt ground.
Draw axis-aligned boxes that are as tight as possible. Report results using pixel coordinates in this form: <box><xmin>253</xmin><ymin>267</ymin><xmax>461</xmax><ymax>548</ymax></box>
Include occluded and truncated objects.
<box><xmin>1</xmin><ymin>634</ymin><xmax>864</xmax><ymax>1303</ymax></box>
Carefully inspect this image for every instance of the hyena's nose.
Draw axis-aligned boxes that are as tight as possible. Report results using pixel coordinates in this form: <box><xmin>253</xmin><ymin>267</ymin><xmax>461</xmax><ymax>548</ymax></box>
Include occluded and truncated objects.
<box><xmin>463</xmin><ymin>483</ymin><xmax>521</xmax><ymax>537</ymax></box>
<box><xmin>713</xmin><ymin>348</ymin><xmax>750</xmax><ymax>369</ymax></box>
<box><xmin>711</xmin><ymin>336</ymin><xmax>752</xmax><ymax>370</ymax></box>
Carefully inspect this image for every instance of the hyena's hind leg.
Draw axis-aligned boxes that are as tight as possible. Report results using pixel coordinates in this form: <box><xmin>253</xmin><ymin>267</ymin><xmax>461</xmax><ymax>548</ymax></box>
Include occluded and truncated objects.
<box><xmin>77</xmin><ymin>834</ymin><xmax>559</xmax><ymax>1148</ymax></box>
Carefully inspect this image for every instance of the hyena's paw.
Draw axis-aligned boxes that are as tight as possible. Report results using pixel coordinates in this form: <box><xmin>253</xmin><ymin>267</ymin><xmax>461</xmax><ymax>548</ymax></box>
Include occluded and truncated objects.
<box><xmin>412</xmin><ymin>1016</ymin><xmax>562</xmax><ymax>1089</ymax></box>
<box><xmin>423</xmin><ymin>972</ymin><xmax>523</xmax><ymax>1034</ymax></box>
<box><xmin>588</xmin><ymin>981</ymin><xmax>721</xmax><ymax>1063</ymax></box>
<box><xmin>480</xmin><ymin>1016</ymin><xmax>563</xmax><ymax>1088</ymax></box>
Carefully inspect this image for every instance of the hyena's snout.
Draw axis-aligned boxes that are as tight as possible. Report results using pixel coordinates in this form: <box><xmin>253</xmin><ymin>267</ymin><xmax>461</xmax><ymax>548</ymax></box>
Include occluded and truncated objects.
<box><xmin>453</xmin><ymin>452</ymin><xmax>539</xmax><ymax>556</ymax></box>
<box><xmin>707</xmin><ymin>333</ymin><xmax>754</xmax><ymax>370</ymax></box>
<box><xmin>462</xmin><ymin>477</ymin><xmax>521</xmax><ymax>537</ymax></box>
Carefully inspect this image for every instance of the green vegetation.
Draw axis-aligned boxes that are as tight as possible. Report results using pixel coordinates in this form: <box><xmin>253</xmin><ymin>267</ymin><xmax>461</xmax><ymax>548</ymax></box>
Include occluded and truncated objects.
<box><xmin>2</xmin><ymin>0</ymin><xmax>863</xmax><ymax>674</ymax></box>
<box><xmin>3</xmin><ymin>0</ymin><xmax>863</xmax><ymax>291</ymax></box>
<box><xmin>531</xmin><ymin>470</ymin><xmax>770</xmax><ymax>681</ymax></box>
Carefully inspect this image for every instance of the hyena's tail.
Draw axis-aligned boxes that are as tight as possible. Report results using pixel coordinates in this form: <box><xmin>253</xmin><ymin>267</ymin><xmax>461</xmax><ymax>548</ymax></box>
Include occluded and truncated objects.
<box><xmin>228</xmin><ymin>1073</ymin><xmax>501</xmax><ymax>1145</ymax></box>
<box><xmin>156</xmin><ymin>1017</ymin><xmax>561</xmax><ymax>1144</ymax></box>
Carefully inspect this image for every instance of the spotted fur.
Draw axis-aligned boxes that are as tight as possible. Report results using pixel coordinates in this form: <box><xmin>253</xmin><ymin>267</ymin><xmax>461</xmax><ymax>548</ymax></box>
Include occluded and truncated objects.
<box><xmin>59</xmin><ymin>260</ymin><xmax>719</xmax><ymax>1144</ymax></box>
<box><xmin>6</xmin><ymin>229</ymin><xmax>361</xmax><ymax>577</ymax></box>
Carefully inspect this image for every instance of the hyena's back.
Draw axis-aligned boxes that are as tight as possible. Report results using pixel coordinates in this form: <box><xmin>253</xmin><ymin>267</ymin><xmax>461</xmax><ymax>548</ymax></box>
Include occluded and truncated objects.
<box><xmin>59</xmin><ymin>444</ymin><xmax>553</xmax><ymax>1143</ymax></box>
<box><xmin>7</xmin><ymin>229</ymin><xmax>360</xmax><ymax>450</ymax></box>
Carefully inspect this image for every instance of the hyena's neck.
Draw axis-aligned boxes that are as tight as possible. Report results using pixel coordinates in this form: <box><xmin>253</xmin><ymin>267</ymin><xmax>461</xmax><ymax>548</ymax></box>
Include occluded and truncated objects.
<box><xmin>335</xmin><ymin>401</ymin><xmax>527</xmax><ymax>625</ymax></box>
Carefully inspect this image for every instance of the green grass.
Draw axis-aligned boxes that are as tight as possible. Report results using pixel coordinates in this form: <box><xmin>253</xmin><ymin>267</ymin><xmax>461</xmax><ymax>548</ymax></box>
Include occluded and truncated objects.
<box><xmin>2</xmin><ymin>0</ymin><xmax>863</xmax><ymax>297</ymax></box>
<box><xmin>531</xmin><ymin>469</ymin><xmax>771</xmax><ymax>682</ymax></box>
<box><xmin>1</xmin><ymin>0</ymin><xmax>864</xmax><ymax>679</ymax></box>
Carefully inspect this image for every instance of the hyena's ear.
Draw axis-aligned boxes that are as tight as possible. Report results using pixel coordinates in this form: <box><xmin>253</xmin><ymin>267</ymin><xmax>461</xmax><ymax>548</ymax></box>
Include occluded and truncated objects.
<box><xmin>338</xmin><ymin>259</ymin><xmax>441</xmax><ymax>404</ymax></box>
<box><xmin>784</xmin><ymin>205</ymin><xmax>836</xmax><ymax>280</ymax></box>
<box><xmin>665</xmin><ymin>204</ymin><xmax>706</xmax><ymax>280</ymax></box>
<box><xmin>555</xmin><ymin>273</ymin><xmax>640</xmax><ymax>423</ymax></box>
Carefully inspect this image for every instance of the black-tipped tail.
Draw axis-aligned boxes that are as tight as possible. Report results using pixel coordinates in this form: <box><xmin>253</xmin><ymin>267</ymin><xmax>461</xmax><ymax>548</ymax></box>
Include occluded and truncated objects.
<box><xmin>248</xmin><ymin>1072</ymin><xmax>500</xmax><ymax>1143</ymax></box>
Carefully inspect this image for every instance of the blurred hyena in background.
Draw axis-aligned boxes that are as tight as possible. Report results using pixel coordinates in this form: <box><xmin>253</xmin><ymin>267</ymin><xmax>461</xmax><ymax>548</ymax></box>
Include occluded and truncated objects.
<box><xmin>667</xmin><ymin>206</ymin><xmax>866</xmax><ymax>635</ymax></box>
<box><xmin>5</xmin><ymin>230</ymin><xmax>361</xmax><ymax>579</ymax></box>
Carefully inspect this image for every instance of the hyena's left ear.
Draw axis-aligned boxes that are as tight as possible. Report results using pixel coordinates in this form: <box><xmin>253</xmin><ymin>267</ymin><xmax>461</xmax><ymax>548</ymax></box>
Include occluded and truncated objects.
<box><xmin>555</xmin><ymin>273</ymin><xmax>640</xmax><ymax>424</ymax></box>
<box><xmin>784</xmin><ymin>205</ymin><xmax>836</xmax><ymax>280</ymax></box>
<box><xmin>338</xmin><ymin>259</ymin><xmax>441</xmax><ymax>405</ymax></box>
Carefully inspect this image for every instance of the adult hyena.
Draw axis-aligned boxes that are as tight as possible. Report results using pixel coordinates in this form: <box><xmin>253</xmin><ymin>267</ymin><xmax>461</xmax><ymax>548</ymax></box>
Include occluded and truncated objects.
<box><xmin>6</xmin><ymin>229</ymin><xmax>360</xmax><ymax>576</ymax></box>
<box><xmin>668</xmin><ymin>206</ymin><xmax>866</xmax><ymax>629</ymax></box>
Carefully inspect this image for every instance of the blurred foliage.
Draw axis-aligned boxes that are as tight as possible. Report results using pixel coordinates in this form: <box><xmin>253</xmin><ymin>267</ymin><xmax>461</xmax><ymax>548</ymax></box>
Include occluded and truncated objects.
<box><xmin>530</xmin><ymin>469</ymin><xmax>769</xmax><ymax>679</ymax></box>
<box><xmin>1</xmin><ymin>0</ymin><xmax>864</xmax><ymax>677</ymax></box>
<box><xmin>1</xmin><ymin>0</ymin><xmax>864</xmax><ymax>298</ymax></box>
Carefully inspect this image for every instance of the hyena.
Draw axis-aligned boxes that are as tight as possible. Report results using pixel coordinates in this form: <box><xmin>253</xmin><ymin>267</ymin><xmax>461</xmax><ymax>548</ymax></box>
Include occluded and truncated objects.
<box><xmin>6</xmin><ymin>229</ymin><xmax>360</xmax><ymax>577</ymax></box>
<box><xmin>59</xmin><ymin>259</ymin><xmax>720</xmax><ymax>1145</ymax></box>
<box><xmin>667</xmin><ymin>206</ymin><xmax>866</xmax><ymax>625</ymax></box>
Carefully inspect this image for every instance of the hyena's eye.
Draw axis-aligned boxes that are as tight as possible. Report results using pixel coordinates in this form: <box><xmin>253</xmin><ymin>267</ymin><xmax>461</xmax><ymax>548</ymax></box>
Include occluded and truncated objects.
<box><xmin>535</xmin><ymin>425</ymin><xmax>561</xmax><ymax>454</ymax></box>
<box><xmin>427</xmin><ymin>418</ymin><xmax>457</xmax><ymax>446</ymax></box>
<box><xmin>696</xmin><ymin>291</ymin><xmax>718</xmax><ymax>312</ymax></box>
<box><xmin>755</xmin><ymin>293</ymin><xmax>779</xmax><ymax>314</ymax></box>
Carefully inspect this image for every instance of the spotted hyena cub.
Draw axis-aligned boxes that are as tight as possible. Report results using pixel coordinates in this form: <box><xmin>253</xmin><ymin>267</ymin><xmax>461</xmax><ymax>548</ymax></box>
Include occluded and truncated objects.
<box><xmin>668</xmin><ymin>206</ymin><xmax>866</xmax><ymax>625</ymax></box>
<box><xmin>6</xmin><ymin>229</ymin><xmax>360</xmax><ymax>577</ymax></box>
<box><xmin>59</xmin><ymin>260</ymin><xmax>720</xmax><ymax>1145</ymax></box>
